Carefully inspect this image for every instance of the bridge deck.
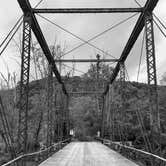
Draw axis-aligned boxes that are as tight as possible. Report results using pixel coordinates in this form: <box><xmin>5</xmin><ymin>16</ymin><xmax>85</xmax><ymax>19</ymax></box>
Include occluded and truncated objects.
<box><xmin>39</xmin><ymin>142</ymin><xmax>138</xmax><ymax>166</ymax></box>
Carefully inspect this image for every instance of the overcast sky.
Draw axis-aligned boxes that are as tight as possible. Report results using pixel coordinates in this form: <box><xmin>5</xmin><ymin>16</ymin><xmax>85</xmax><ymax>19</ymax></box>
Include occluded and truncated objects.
<box><xmin>0</xmin><ymin>0</ymin><xmax>166</xmax><ymax>86</ymax></box>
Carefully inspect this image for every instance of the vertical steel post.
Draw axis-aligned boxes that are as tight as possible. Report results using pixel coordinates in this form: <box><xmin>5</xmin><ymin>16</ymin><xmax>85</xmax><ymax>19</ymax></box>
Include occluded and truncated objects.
<box><xmin>61</xmin><ymin>91</ymin><xmax>67</xmax><ymax>140</ymax></box>
<box><xmin>101</xmin><ymin>96</ymin><xmax>105</xmax><ymax>138</ymax></box>
<box><xmin>119</xmin><ymin>62</ymin><xmax>126</xmax><ymax>142</ymax></box>
<box><xmin>96</xmin><ymin>54</ymin><xmax>100</xmax><ymax>81</ymax></box>
<box><xmin>18</xmin><ymin>14</ymin><xmax>31</xmax><ymax>155</ymax></box>
<box><xmin>145</xmin><ymin>12</ymin><xmax>160</xmax><ymax>152</ymax></box>
<box><xmin>65</xmin><ymin>95</ymin><xmax>70</xmax><ymax>138</ymax></box>
<box><xmin>56</xmin><ymin>86</ymin><xmax>61</xmax><ymax>141</ymax></box>
<box><xmin>109</xmin><ymin>84</ymin><xmax>114</xmax><ymax>141</ymax></box>
<box><xmin>105</xmin><ymin>93</ymin><xmax>108</xmax><ymax>137</ymax></box>
<box><xmin>96</xmin><ymin>54</ymin><xmax>100</xmax><ymax>112</ymax></box>
<box><xmin>119</xmin><ymin>62</ymin><xmax>126</xmax><ymax>115</ymax></box>
<box><xmin>119</xmin><ymin>62</ymin><xmax>125</xmax><ymax>91</ymax></box>
<box><xmin>47</xmin><ymin>65</ymin><xmax>53</xmax><ymax>147</ymax></box>
<box><xmin>62</xmin><ymin>94</ymin><xmax>66</xmax><ymax>139</ymax></box>
<box><xmin>107</xmin><ymin>85</ymin><xmax>112</xmax><ymax>138</ymax></box>
<box><xmin>55</xmin><ymin>85</ymin><xmax>63</xmax><ymax>141</ymax></box>
<box><xmin>53</xmin><ymin>91</ymin><xmax>58</xmax><ymax>142</ymax></box>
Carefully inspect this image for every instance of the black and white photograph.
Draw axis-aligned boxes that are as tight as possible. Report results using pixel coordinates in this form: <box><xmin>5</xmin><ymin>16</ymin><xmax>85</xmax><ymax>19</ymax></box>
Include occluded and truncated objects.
<box><xmin>0</xmin><ymin>0</ymin><xmax>166</xmax><ymax>165</ymax></box>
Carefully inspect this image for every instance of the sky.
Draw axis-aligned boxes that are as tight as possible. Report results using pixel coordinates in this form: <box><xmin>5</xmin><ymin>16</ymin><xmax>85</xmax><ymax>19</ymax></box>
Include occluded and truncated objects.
<box><xmin>0</xmin><ymin>0</ymin><xmax>166</xmax><ymax>87</ymax></box>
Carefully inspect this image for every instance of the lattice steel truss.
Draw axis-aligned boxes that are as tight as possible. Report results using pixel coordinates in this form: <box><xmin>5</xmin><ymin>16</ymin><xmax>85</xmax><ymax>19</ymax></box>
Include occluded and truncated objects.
<box><xmin>18</xmin><ymin>14</ymin><xmax>32</xmax><ymax>154</ymax></box>
<box><xmin>47</xmin><ymin>65</ymin><xmax>54</xmax><ymax>147</ymax></box>
<box><xmin>145</xmin><ymin>12</ymin><xmax>160</xmax><ymax>153</ymax></box>
<box><xmin>119</xmin><ymin>62</ymin><xmax>127</xmax><ymax>142</ymax></box>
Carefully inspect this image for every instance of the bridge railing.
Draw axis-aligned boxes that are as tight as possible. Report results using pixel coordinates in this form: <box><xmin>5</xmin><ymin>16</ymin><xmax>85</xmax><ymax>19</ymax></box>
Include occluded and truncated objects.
<box><xmin>96</xmin><ymin>137</ymin><xmax>166</xmax><ymax>166</ymax></box>
<box><xmin>2</xmin><ymin>138</ymin><xmax>71</xmax><ymax>166</ymax></box>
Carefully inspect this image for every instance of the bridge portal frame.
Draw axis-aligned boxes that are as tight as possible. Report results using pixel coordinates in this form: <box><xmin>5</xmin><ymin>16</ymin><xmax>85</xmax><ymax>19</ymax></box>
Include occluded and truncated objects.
<box><xmin>17</xmin><ymin>0</ymin><xmax>159</xmax><ymax>159</ymax></box>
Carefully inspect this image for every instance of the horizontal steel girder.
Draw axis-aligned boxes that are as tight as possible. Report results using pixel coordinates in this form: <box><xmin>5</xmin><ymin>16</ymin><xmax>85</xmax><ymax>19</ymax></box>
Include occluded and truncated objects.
<box><xmin>33</xmin><ymin>8</ymin><xmax>143</xmax><ymax>14</ymax></box>
<box><xmin>69</xmin><ymin>91</ymin><xmax>103</xmax><ymax>94</ymax></box>
<box><xmin>55</xmin><ymin>59</ymin><xmax>118</xmax><ymax>63</ymax></box>
<box><xmin>17</xmin><ymin>0</ymin><xmax>67</xmax><ymax>94</ymax></box>
<box><xmin>103</xmin><ymin>0</ymin><xmax>159</xmax><ymax>95</ymax></box>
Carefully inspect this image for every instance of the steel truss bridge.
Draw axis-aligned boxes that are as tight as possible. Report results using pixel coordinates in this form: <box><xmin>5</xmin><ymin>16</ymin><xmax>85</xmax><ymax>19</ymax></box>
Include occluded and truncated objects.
<box><xmin>1</xmin><ymin>0</ymin><xmax>166</xmax><ymax>165</ymax></box>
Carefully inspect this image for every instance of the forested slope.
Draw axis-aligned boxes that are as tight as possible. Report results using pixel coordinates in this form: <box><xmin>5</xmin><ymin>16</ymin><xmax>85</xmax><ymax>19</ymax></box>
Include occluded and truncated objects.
<box><xmin>0</xmin><ymin>75</ymin><xmax>166</xmax><ymax>163</ymax></box>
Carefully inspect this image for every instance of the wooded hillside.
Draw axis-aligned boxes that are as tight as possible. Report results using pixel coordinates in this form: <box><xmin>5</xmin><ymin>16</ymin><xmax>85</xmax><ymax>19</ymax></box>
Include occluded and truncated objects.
<box><xmin>1</xmin><ymin>71</ymin><xmax>166</xmax><ymax>163</ymax></box>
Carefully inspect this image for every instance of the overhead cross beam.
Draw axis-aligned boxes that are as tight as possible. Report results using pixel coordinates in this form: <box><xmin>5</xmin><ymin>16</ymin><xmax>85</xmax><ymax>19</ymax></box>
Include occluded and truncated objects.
<box><xmin>55</xmin><ymin>59</ymin><xmax>118</xmax><ymax>63</ymax></box>
<box><xmin>69</xmin><ymin>91</ymin><xmax>103</xmax><ymax>95</ymax></box>
<box><xmin>33</xmin><ymin>8</ymin><xmax>143</xmax><ymax>14</ymax></box>
<box><xmin>17</xmin><ymin>0</ymin><xmax>67</xmax><ymax>95</ymax></box>
<box><xmin>103</xmin><ymin>0</ymin><xmax>159</xmax><ymax>95</ymax></box>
